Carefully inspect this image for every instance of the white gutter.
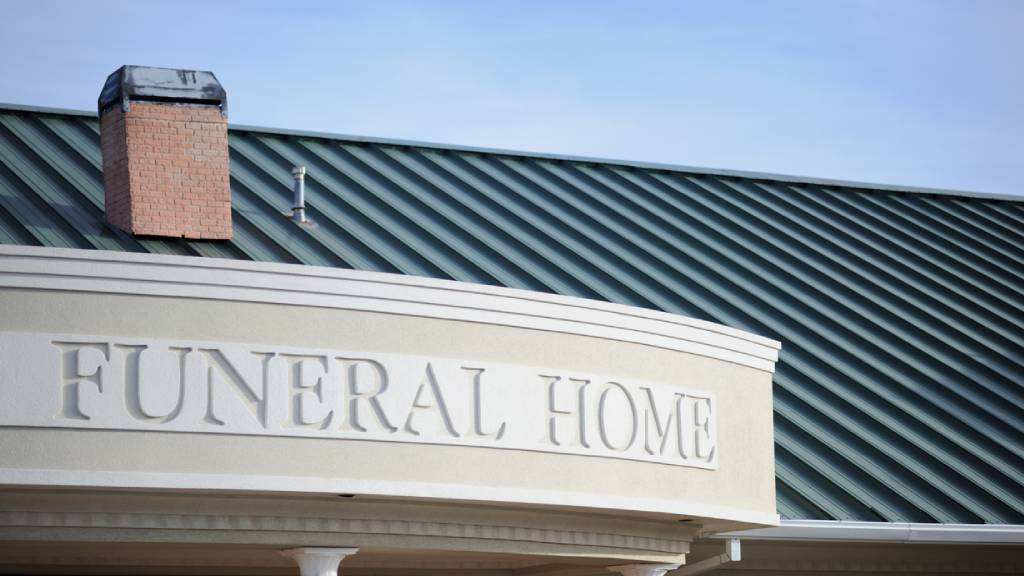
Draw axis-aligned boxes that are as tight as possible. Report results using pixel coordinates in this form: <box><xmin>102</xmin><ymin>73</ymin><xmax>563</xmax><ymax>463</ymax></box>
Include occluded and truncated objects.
<box><xmin>711</xmin><ymin>519</ymin><xmax>1024</xmax><ymax>545</ymax></box>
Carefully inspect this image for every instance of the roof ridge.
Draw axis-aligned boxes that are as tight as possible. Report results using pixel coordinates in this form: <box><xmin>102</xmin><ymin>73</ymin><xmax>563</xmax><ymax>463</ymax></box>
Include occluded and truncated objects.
<box><xmin>2</xmin><ymin>101</ymin><xmax>1019</xmax><ymax>203</ymax></box>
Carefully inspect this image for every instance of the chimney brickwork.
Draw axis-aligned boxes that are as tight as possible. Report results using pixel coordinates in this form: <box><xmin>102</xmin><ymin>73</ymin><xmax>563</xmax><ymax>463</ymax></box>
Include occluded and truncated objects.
<box><xmin>98</xmin><ymin>66</ymin><xmax>231</xmax><ymax>239</ymax></box>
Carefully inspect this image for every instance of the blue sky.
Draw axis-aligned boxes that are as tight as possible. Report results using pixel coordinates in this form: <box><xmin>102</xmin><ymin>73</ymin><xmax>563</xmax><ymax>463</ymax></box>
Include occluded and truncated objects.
<box><xmin>1</xmin><ymin>0</ymin><xmax>1021</xmax><ymax>196</ymax></box>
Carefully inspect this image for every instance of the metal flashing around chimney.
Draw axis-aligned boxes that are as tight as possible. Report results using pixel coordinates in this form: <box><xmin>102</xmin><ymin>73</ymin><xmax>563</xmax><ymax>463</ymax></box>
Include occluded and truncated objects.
<box><xmin>98</xmin><ymin>65</ymin><xmax>227</xmax><ymax>116</ymax></box>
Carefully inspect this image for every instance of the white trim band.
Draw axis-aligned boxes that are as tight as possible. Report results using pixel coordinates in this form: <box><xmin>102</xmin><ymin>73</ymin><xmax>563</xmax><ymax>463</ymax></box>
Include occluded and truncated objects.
<box><xmin>713</xmin><ymin>519</ymin><xmax>1024</xmax><ymax>544</ymax></box>
<box><xmin>0</xmin><ymin>467</ymin><xmax>780</xmax><ymax>528</ymax></box>
<box><xmin>0</xmin><ymin>246</ymin><xmax>780</xmax><ymax>371</ymax></box>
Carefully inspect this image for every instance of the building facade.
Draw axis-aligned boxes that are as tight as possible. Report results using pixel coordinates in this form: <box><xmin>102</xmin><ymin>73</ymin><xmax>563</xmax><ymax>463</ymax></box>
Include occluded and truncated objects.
<box><xmin>0</xmin><ymin>66</ymin><xmax>1020</xmax><ymax>575</ymax></box>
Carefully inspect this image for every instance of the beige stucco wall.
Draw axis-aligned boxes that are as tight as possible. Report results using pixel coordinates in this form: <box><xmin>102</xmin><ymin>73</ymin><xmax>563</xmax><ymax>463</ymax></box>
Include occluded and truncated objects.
<box><xmin>0</xmin><ymin>287</ymin><xmax>775</xmax><ymax>530</ymax></box>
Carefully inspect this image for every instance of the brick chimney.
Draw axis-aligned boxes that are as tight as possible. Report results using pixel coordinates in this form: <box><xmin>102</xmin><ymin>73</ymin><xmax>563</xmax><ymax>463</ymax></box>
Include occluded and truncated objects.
<box><xmin>98</xmin><ymin>65</ymin><xmax>231</xmax><ymax>239</ymax></box>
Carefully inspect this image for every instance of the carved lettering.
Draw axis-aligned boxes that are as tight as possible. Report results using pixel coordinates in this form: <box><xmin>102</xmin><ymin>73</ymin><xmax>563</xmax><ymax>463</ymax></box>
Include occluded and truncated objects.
<box><xmin>53</xmin><ymin>341</ymin><xmax>110</xmax><ymax>421</ymax></box>
<box><xmin>597</xmin><ymin>381</ymin><xmax>638</xmax><ymax>452</ymax></box>
<box><xmin>282</xmin><ymin>354</ymin><xmax>334</xmax><ymax>430</ymax></box>
<box><xmin>199</xmin><ymin>348</ymin><xmax>273</xmax><ymax>428</ymax></box>
<box><xmin>543</xmin><ymin>375</ymin><xmax>589</xmax><ymax>447</ymax></box>
<box><xmin>337</xmin><ymin>357</ymin><xmax>397</xmax><ymax>433</ymax></box>
<box><xmin>404</xmin><ymin>363</ymin><xmax>460</xmax><ymax>438</ymax></box>
<box><xmin>675</xmin><ymin>394</ymin><xmax>693</xmax><ymax>459</ymax></box>
<box><xmin>2</xmin><ymin>333</ymin><xmax>721</xmax><ymax>469</ymax></box>
<box><xmin>691</xmin><ymin>396</ymin><xmax>716</xmax><ymax>462</ymax></box>
<box><xmin>118</xmin><ymin>344</ymin><xmax>189</xmax><ymax>424</ymax></box>
<box><xmin>640</xmin><ymin>386</ymin><xmax>674</xmax><ymax>456</ymax></box>
<box><xmin>463</xmin><ymin>367</ymin><xmax>507</xmax><ymax>440</ymax></box>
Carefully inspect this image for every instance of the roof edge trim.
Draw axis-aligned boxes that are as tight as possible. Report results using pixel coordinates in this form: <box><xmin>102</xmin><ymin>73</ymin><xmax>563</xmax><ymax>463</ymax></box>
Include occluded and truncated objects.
<box><xmin>0</xmin><ymin>245</ymin><xmax>781</xmax><ymax>371</ymax></box>
<box><xmin>2</xmin><ymin>102</ymin><xmax>1019</xmax><ymax>203</ymax></box>
<box><xmin>711</xmin><ymin>519</ymin><xmax>1024</xmax><ymax>545</ymax></box>
<box><xmin>0</xmin><ymin>467</ymin><xmax>781</xmax><ymax>528</ymax></box>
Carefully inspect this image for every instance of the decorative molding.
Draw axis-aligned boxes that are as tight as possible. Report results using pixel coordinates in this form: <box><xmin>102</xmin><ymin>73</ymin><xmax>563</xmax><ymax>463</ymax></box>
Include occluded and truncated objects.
<box><xmin>0</xmin><ymin>547</ymin><xmax>537</xmax><ymax>570</ymax></box>
<box><xmin>0</xmin><ymin>468</ymin><xmax>781</xmax><ymax>527</ymax></box>
<box><xmin>342</xmin><ymin>558</ymin><xmax>537</xmax><ymax>570</ymax></box>
<box><xmin>0</xmin><ymin>548</ymin><xmax>1019</xmax><ymax>574</ymax></box>
<box><xmin>0</xmin><ymin>510</ymin><xmax>689</xmax><ymax>554</ymax></box>
<box><xmin>0</xmin><ymin>246</ymin><xmax>779</xmax><ymax>372</ymax></box>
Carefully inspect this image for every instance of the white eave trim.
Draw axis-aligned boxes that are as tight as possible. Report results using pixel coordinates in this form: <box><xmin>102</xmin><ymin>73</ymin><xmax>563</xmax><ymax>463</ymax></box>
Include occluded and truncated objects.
<box><xmin>0</xmin><ymin>468</ymin><xmax>782</xmax><ymax>528</ymax></box>
<box><xmin>0</xmin><ymin>245</ymin><xmax>780</xmax><ymax>372</ymax></box>
<box><xmin>712</xmin><ymin>519</ymin><xmax>1024</xmax><ymax>545</ymax></box>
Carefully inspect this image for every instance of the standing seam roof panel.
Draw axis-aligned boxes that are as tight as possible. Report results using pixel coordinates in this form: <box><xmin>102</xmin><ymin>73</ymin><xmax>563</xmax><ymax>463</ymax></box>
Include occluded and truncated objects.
<box><xmin>0</xmin><ymin>105</ymin><xmax>1021</xmax><ymax>525</ymax></box>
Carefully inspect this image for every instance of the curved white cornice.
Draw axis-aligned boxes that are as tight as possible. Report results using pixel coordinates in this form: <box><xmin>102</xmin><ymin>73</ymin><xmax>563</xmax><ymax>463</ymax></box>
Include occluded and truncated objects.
<box><xmin>0</xmin><ymin>246</ymin><xmax>780</xmax><ymax>372</ymax></box>
<box><xmin>0</xmin><ymin>509</ymin><xmax>687</xmax><ymax>555</ymax></box>
<box><xmin>0</xmin><ymin>468</ymin><xmax>780</xmax><ymax>528</ymax></box>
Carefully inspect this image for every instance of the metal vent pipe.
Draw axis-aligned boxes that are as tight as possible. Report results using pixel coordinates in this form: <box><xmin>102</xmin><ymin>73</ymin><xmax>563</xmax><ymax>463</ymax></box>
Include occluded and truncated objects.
<box><xmin>292</xmin><ymin>166</ymin><xmax>307</xmax><ymax>223</ymax></box>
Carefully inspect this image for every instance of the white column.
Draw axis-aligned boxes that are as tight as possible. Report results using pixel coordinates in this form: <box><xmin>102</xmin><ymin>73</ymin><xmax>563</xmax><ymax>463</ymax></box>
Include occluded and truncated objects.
<box><xmin>608</xmin><ymin>563</ymin><xmax>681</xmax><ymax>576</ymax></box>
<box><xmin>281</xmin><ymin>547</ymin><xmax>360</xmax><ymax>576</ymax></box>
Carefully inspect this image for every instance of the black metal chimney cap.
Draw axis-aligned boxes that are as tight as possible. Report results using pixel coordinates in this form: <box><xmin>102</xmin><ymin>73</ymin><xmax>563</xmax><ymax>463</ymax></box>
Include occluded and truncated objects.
<box><xmin>98</xmin><ymin>65</ymin><xmax>227</xmax><ymax>116</ymax></box>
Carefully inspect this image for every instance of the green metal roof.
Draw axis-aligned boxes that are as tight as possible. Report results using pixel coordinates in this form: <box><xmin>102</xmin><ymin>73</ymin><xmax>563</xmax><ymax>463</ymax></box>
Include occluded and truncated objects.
<box><xmin>0</xmin><ymin>103</ymin><xmax>1021</xmax><ymax>525</ymax></box>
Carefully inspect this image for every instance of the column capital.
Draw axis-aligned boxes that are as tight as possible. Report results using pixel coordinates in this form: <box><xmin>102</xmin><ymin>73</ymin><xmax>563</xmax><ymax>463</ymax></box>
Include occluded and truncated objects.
<box><xmin>608</xmin><ymin>564</ymin><xmax>681</xmax><ymax>576</ymax></box>
<box><xmin>281</xmin><ymin>547</ymin><xmax>360</xmax><ymax>576</ymax></box>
